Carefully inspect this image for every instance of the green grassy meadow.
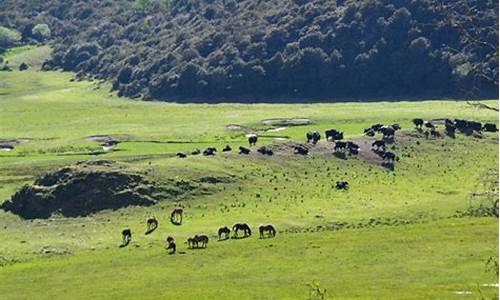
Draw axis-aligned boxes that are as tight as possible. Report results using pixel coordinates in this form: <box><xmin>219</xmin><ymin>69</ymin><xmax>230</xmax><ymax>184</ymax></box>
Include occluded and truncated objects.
<box><xmin>0</xmin><ymin>60</ymin><xmax>498</xmax><ymax>298</ymax></box>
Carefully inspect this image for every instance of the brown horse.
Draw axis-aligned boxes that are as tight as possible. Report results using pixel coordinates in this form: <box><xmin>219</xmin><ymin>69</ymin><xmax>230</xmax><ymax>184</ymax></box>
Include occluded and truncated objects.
<box><xmin>170</xmin><ymin>208</ymin><xmax>183</xmax><ymax>225</ymax></box>
<box><xmin>218</xmin><ymin>226</ymin><xmax>231</xmax><ymax>240</ymax></box>
<box><xmin>233</xmin><ymin>223</ymin><xmax>252</xmax><ymax>238</ymax></box>
<box><xmin>259</xmin><ymin>225</ymin><xmax>276</xmax><ymax>238</ymax></box>
<box><xmin>145</xmin><ymin>216</ymin><xmax>158</xmax><ymax>234</ymax></box>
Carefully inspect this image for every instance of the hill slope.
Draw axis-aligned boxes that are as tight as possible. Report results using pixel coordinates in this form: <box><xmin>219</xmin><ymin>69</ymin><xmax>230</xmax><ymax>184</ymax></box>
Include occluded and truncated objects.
<box><xmin>0</xmin><ymin>0</ymin><xmax>498</xmax><ymax>101</ymax></box>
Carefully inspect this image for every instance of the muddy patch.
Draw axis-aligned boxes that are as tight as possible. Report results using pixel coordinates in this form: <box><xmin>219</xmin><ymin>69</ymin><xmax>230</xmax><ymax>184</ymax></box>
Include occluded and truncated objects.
<box><xmin>261</xmin><ymin>117</ymin><xmax>312</xmax><ymax>127</ymax></box>
<box><xmin>1</xmin><ymin>160</ymin><xmax>197</xmax><ymax>219</ymax></box>
<box><xmin>84</xmin><ymin>134</ymin><xmax>132</xmax><ymax>143</ymax></box>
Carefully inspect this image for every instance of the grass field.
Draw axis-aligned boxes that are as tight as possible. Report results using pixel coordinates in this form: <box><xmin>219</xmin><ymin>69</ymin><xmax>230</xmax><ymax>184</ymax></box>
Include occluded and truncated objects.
<box><xmin>0</xmin><ymin>65</ymin><xmax>498</xmax><ymax>299</ymax></box>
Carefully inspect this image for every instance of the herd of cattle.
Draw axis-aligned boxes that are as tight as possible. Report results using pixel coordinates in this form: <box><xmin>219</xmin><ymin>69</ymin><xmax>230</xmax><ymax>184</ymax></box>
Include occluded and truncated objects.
<box><xmin>120</xmin><ymin>209</ymin><xmax>277</xmax><ymax>254</ymax></box>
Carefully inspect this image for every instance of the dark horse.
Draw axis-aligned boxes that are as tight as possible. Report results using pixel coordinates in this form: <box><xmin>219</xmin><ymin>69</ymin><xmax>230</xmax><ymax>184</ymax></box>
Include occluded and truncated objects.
<box><xmin>171</xmin><ymin>208</ymin><xmax>183</xmax><ymax>225</ymax></box>
<box><xmin>218</xmin><ymin>226</ymin><xmax>231</xmax><ymax>240</ymax></box>
<box><xmin>120</xmin><ymin>229</ymin><xmax>132</xmax><ymax>247</ymax></box>
<box><xmin>259</xmin><ymin>225</ymin><xmax>276</xmax><ymax>238</ymax></box>
<box><xmin>233</xmin><ymin>223</ymin><xmax>252</xmax><ymax>238</ymax></box>
<box><xmin>145</xmin><ymin>216</ymin><xmax>158</xmax><ymax>235</ymax></box>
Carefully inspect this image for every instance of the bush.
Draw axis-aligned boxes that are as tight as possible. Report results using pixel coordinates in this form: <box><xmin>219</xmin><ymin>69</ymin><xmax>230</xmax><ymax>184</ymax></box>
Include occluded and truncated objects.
<box><xmin>0</xmin><ymin>26</ymin><xmax>21</xmax><ymax>51</ymax></box>
<box><xmin>31</xmin><ymin>24</ymin><xmax>51</xmax><ymax>42</ymax></box>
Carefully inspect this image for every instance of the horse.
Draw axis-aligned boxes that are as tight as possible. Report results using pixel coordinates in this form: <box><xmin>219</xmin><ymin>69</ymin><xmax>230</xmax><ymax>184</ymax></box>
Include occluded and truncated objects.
<box><xmin>233</xmin><ymin>223</ymin><xmax>252</xmax><ymax>238</ymax></box>
<box><xmin>170</xmin><ymin>208</ymin><xmax>183</xmax><ymax>225</ymax></box>
<box><xmin>218</xmin><ymin>226</ymin><xmax>231</xmax><ymax>240</ymax></box>
<box><xmin>248</xmin><ymin>134</ymin><xmax>258</xmax><ymax>146</ymax></box>
<box><xmin>194</xmin><ymin>235</ymin><xmax>209</xmax><ymax>248</ymax></box>
<box><xmin>259</xmin><ymin>225</ymin><xmax>276</xmax><ymax>238</ymax></box>
<box><xmin>145</xmin><ymin>216</ymin><xmax>158</xmax><ymax>234</ymax></box>
<box><xmin>121</xmin><ymin>229</ymin><xmax>132</xmax><ymax>247</ymax></box>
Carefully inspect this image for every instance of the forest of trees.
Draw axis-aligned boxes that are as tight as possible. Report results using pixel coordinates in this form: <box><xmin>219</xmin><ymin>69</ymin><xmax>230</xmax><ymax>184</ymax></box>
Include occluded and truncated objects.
<box><xmin>0</xmin><ymin>0</ymin><xmax>498</xmax><ymax>102</ymax></box>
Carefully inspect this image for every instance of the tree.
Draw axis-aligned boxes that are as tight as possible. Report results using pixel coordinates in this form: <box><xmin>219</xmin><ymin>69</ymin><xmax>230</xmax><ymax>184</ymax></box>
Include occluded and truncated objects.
<box><xmin>32</xmin><ymin>24</ymin><xmax>51</xmax><ymax>42</ymax></box>
<box><xmin>0</xmin><ymin>26</ymin><xmax>21</xmax><ymax>52</ymax></box>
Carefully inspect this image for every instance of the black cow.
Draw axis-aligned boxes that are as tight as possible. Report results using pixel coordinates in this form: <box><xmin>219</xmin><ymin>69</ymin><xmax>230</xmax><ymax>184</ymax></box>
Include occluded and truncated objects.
<box><xmin>191</xmin><ymin>149</ymin><xmax>201</xmax><ymax>155</ymax></box>
<box><xmin>372</xmin><ymin>140</ymin><xmax>385</xmax><ymax>150</ymax></box>
<box><xmin>424</xmin><ymin>122</ymin><xmax>435</xmax><ymax>129</ymax></box>
<box><xmin>483</xmin><ymin>123</ymin><xmax>498</xmax><ymax>132</ymax></box>
<box><xmin>222</xmin><ymin>145</ymin><xmax>232</xmax><ymax>152</ymax></box>
<box><xmin>248</xmin><ymin>135</ymin><xmax>258</xmax><ymax>146</ymax></box>
<box><xmin>445</xmin><ymin>123</ymin><xmax>456</xmax><ymax>137</ymax></box>
<box><xmin>364</xmin><ymin>128</ymin><xmax>375</xmax><ymax>137</ymax></box>
<box><xmin>239</xmin><ymin>146</ymin><xmax>251</xmax><ymax>155</ymax></box>
<box><xmin>176</xmin><ymin>152</ymin><xmax>187</xmax><ymax>158</ymax></box>
<box><xmin>306</xmin><ymin>131</ymin><xmax>321</xmax><ymax>144</ymax></box>
<box><xmin>468</xmin><ymin>121</ymin><xmax>482</xmax><ymax>131</ymax></box>
<box><xmin>325</xmin><ymin>129</ymin><xmax>344</xmax><ymax>141</ymax></box>
<box><xmin>203</xmin><ymin>147</ymin><xmax>217</xmax><ymax>156</ymax></box>
<box><xmin>382</xmin><ymin>151</ymin><xmax>396</xmax><ymax>162</ymax></box>
<box><xmin>430</xmin><ymin>129</ymin><xmax>441</xmax><ymax>138</ymax></box>
<box><xmin>334</xmin><ymin>141</ymin><xmax>347</xmax><ymax>152</ymax></box>
<box><xmin>257</xmin><ymin>146</ymin><xmax>274</xmax><ymax>156</ymax></box>
<box><xmin>294</xmin><ymin>145</ymin><xmax>309</xmax><ymax>155</ymax></box>
<box><xmin>335</xmin><ymin>181</ymin><xmax>349</xmax><ymax>190</ymax></box>
<box><xmin>391</xmin><ymin>123</ymin><xmax>401</xmax><ymax>131</ymax></box>
<box><xmin>380</xmin><ymin>127</ymin><xmax>395</xmax><ymax>139</ymax></box>
<box><xmin>371</xmin><ymin>124</ymin><xmax>384</xmax><ymax>132</ymax></box>
<box><xmin>412</xmin><ymin>118</ymin><xmax>424</xmax><ymax>128</ymax></box>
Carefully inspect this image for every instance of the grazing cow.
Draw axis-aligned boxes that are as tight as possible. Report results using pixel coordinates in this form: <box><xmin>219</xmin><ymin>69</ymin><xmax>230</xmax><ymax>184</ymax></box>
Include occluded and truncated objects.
<box><xmin>121</xmin><ymin>229</ymin><xmax>132</xmax><ymax>247</ymax></box>
<box><xmin>166</xmin><ymin>236</ymin><xmax>176</xmax><ymax>254</ymax></box>
<box><xmin>347</xmin><ymin>141</ymin><xmax>360</xmax><ymax>155</ymax></box>
<box><xmin>468</xmin><ymin>121</ymin><xmax>482</xmax><ymax>131</ymax></box>
<box><xmin>239</xmin><ymin>146</ymin><xmax>251</xmax><ymax>155</ymax></box>
<box><xmin>259</xmin><ymin>225</ymin><xmax>276</xmax><ymax>238</ymax></box>
<box><xmin>248</xmin><ymin>134</ymin><xmax>258</xmax><ymax>146</ymax></box>
<box><xmin>170</xmin><ymin>208</ymin><xmax>183</xmax><ymax>225</ymax></box>
<box><xmin>445</xmin><ymin>119</ymin><xmax>454</xmax><ymax>126</ymax></box>
<box><xmin>364</xmin><ymin>128</ymin><xmax>375</xmax><ymax>137</ymax></box>
<box><xmin>203</xmin><ymin>147</ymin><xmax>217</xmax><ymax>156</ymax></box>
<box><xmin>412</xmin><ymin>118</ymin><xmax>424</xmax><ymax>128</ymax></box>
<box><xmin>257</xmin><ymin>146</ymin><xmax>274</xmax><ymax>156</ymax></box>
<box><xmin>371</xmin><ymin>124</ymin><xmax>384</xmax><ymax>132</ymax></box>
<box><xmin>176</xmin><ymin>152</ymin><xmax>187</xmax><ymax>158</ymax></box>
<box><xmin>335</xmin><ymin>181</ymin><xmax>349</xmax><ymax>190</ymax></box>
<box><xmin>233</xmin><ymin>223</ymin><xmax>252</xmax><ymax>237</ymax></box>
<box><xmin>218</xmin><ymin>226</ymin><xmax>231</xmax><ymax>240</ymax></box>
<box><xmin>191</xmin><ymin>149</ymin><xmax>201</xmax><ymax>155</ymax></box>
<box><xmin>380</xmin><ymin>127</ymin><xmax>395</xmax><ymax>139</ymax></box>
<box><xmin>334</xmin><ymin>141</ymin><xmax>347</xmax><ymax>152</ymax></box>
<box><xmin>483</xmin><ymin>123</ymin><xmax>498</xmax><ymax>132</ymax></box>
<box><xmin>222</xmin><ymin>145</ymin><xmax>232</xmax><ymax>152</ymax></box>
<box><xmin>101</xmin><ymin>140</ymin><xmax>120</xmax><ymax>151</ymax></box>
<box><xmin>455</xmin><ymin>119</ymin><xmax>468</xmax><ymax>129</ymax></box>
<box><xmin>145</xmin><ymin>216</ymin><xmax>158</xmax><ymax>234</ymax></box>
<box><xmin>306</xmin><ymin>131</ymin><xmax>321</xmax><ymax>144</ymax></box>
<box><xmin>372</xmin><ymin>140</ymin><xmax>385</xmax><ymax>150</ymax></box>
<box><xmin>430</xmin><ymin>129</ymin><xmax>441</xmax><ymax>138</ymax></box>
<box><xmin>445</xmin><ymin>123</ymin><xmax>456</xmax><ymax>137</ymax></box>
<box><xmin>325</xmin><ymin>129</ymin><xmax>344</xmax><ymax>141</ymax></box>
<box><xmin>0</xmin><ymin>144</ymin><xmax>14</xmax><ymax>151</ymax></box>
<box><xmin>391</xmin><ymin>123</ymin><xmax>401</xmax><ymax>131</ymax></box>
<box><xmin>187</xmin><ymin>237</ymin><xmax>197</xmax><ymax>248</ymax></box>
<box><xmin>424</xmin><ymin>122</ymin><xmax>435</xmax><ymax>129</ymax></box>
<box><xmin>382</xmin><ymin>151</ymin><xmax>396</xmax><ymax>162</ymax></box>
<box><xmin>194</xmin><ymin>235</ymin><xmax>209</xmax><ymax>248</ymax></box>
<box><xmin>294</xmin><ymin>145</ymin><xmax>309</xmax><ymax>155</ymax></box>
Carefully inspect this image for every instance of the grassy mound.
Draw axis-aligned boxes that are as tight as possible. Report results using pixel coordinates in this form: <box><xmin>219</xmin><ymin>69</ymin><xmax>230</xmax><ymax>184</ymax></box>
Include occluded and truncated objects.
<box><xmin>1</xmin><ymin>160</ymin><xmax>184</xmax><ymax>219</ymax></box>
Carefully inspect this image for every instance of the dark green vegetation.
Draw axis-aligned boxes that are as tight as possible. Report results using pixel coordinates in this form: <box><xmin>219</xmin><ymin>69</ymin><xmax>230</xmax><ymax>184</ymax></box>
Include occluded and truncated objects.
<box><xmin>0</xmin><ymin>68</ymin><xmax>498</xmax><ymax>299</ymax></box>
<box><xmin>0</xmin><ymin>0</ymin><xmax>498</xmax><ymax>101</ymax></box>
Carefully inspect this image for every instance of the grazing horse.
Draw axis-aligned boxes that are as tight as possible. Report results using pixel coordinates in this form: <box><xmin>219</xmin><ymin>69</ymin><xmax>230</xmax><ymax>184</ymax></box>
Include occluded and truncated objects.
<box><xmin>194</xmin><ymin>235</ymin><xmax>209</xmax><ymax>248</ymax></box>
<box><xmin>371</xmin><ymin>140</ymin><xmax>385</xmax><ymax>150</ymax></box>
<box><xmin>412</xmin><ymin>118</ymin><xmax>424</xmax><ymax>128</ymax></box>
<box><xmin>294</xmin><ymin>145</ymin><xmax>309</xmax><ymax>155</ymax></box>
<box><xmin>382</xmin><ymin>151</ymin><xmax>396</xmax><ymax>162</ymax></box>
<box><xmin>483</xmin><ymin>123</ymin><xmax>498</xmax><ymax>132</ymax></box>
<box><xmin>248</xmin><ymin>135</ymin><xmax>258</xmax><ymax>146</ymax></box>
<box><xmin>170</xmin><ymin>208</ymin><xmax>183</xmax><ymax>225</ymax></box>
<box><xmin>335</xmin><ymin>181</ymin><xmax>349</xmax><ymax>190</ymax></box>
<box><xmin>222</xmin><ymin>145</ymin><xmax>232</xmax><ymax>152</ymax></box>
<box><xmin>176</xmin><ymin>152</ymin><xmax>187</xmax><ymax>158</ymax></box>
<box><xmin>257</xmin><ymin>146</ymin><xmax>274</xmax><ymax>156</ymax></box>
<box><xmin>166</xmin><ymin>236</ymin><xmax>176</xmax><ymax>254</ymax></box>
<box><xmin>334</xmin><ymin>141</ymin><xmax>347</xmax><ymax>152</ymax></box>
<box><xmin>145</xmin><ymin>216</ymin><xmax>158</xmax><ymax>234</ymax></box>
<box><xmin>233</xmin><ymin>223</ymin><xmax>252</xmax><ymax>238</ymax></box>
<box><xmin>259</xmin><ymin>225</ymin><xmax>276</xmax><ymax>238</ymax></box>
<box><xmin>306</xmin><ymin>131</ymin><xmax>321</xmax><ymax>144</ymax></box>
<box><xmin>239</xmin><ymin>146</ymin><xmax>251</xmax><ymax>155</ymax></box>
<box><xmin>121</xmin><ymin>229</ymin><xmax>132</xmax><ymax>247</ymax></box>
<box><xmin>218</xmin><ymin>226</ymin><xmax>231</xmax><ymax>240</ymax></box>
